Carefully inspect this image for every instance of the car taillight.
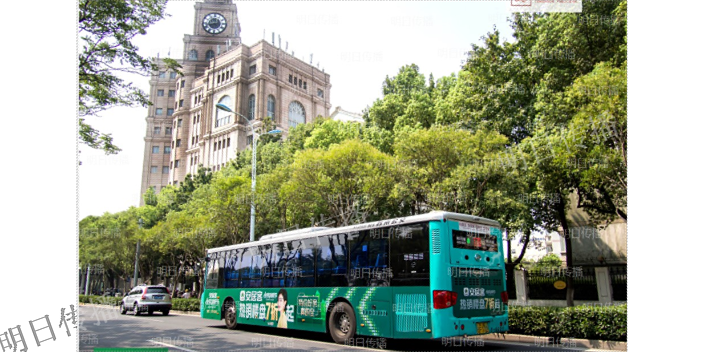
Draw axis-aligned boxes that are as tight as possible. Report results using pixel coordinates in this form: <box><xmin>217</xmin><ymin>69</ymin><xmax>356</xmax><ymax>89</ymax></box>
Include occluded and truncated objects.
<box><xmin>142</xmin><ymin>292</ymin><xmax>147</xmax><ymax>300</ymax></box>
<box><xmin>165</xmin><ymin>287</ymin><xmax>170</xmax><ymax>294</ymax></box>
<box><xmin>433</xmin><ymin>290</ymin><xmax>457</xmax><ymax>309</ymax></box>
<box><xmin>501</xmin><ymin>291</ymin><xmax>509</xmax><ymax>304</ymax></box>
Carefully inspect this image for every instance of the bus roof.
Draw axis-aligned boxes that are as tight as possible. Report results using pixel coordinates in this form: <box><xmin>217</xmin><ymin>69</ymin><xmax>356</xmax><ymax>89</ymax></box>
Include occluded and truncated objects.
<box><xmin>206</xmin><ymin>211</ymin><xmax>501</xmax><ymax>254</ymax></box>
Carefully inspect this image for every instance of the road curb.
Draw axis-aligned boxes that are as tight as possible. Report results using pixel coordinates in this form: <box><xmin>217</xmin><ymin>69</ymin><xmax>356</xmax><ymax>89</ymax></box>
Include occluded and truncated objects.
<box><xmin>78</xmin><ymin>303</ymin><xmax>201</xmax><ymax>316</ymax></box>
<box><xmin>482</xmin><ymin>333</ymin><xmax>627</xmax><ymax>351</ymax></box>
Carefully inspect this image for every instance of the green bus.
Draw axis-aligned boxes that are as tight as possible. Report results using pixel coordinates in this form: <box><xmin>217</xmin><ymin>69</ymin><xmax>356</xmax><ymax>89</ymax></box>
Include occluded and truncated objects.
<box><xmin>200</xmin><ymin>211</ymin><xmax>509</xmax><ymax>343</ymax></box>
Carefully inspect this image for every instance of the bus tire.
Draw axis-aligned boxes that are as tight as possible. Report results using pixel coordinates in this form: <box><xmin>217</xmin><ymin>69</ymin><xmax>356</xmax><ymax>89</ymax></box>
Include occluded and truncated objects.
<box><xmin>224</xmin><ymin>301</ymin><xmax>237</xmax><ymax>330</ymax></box>
<box><xmin>328</xmin><ymin>302</ymin><xmax>356</xmax><ymax>344</ymax></box>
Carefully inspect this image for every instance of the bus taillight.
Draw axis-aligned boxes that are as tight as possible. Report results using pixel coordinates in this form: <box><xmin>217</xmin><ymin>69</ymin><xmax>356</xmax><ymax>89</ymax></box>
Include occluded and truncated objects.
<box><xmin>501</xmin><ymin>291</ymin><xmax>509</xmax><ymax>304</ymax></box>
<box><xmin>433</xmin><ymin>290</ymin><xmax>457</xmax><ymax>309</ymax></box>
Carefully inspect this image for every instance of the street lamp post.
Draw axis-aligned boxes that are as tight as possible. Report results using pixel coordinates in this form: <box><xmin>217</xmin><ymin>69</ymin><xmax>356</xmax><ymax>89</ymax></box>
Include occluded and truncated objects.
<box><xmin>216</xmin><ymin>103</ymin><xmax>281</xmax><ymax>242</ymax></box>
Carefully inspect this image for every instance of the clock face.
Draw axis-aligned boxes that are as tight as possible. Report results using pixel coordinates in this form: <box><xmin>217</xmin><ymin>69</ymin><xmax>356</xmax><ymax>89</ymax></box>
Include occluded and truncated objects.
<box><xmin>203</xmin><ymin>13</ymin><xmax>227</xmax><ymax>34</ymax></box>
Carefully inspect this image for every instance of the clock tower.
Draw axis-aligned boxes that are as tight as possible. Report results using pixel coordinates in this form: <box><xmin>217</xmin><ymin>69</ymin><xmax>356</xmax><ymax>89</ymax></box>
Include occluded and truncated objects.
<box><xmin>182</xmin><ymin>0</ymin><xmax>241</xmax><ymax>71</ymax></box>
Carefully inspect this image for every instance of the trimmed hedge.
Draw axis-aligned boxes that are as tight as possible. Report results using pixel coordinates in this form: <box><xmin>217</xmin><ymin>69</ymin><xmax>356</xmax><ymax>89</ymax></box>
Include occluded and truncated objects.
<box><xmin>79</xmin><ymin>295</ymin><xmax>201</xmax><ymax>312</ymax></box>
<box><xmin>79</xmin><ymin>295</ymin><xmax>121</xmax><ymax>306</ymax></box>
<box><xmin>172</xmin><ymin>298</ymin><xmax>200</xmax><ymax>312</ymax></box>
<box><xmin>508</xmin><ymin>305</ymin><xmax>627</xmax><ymax>341</ymax></box>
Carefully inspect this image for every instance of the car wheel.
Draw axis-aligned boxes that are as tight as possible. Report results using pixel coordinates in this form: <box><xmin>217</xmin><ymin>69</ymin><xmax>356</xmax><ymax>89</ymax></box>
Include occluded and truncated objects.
<box><xmin>328</xmin><ymin>302</ymin><xmax>356</xmax><ymax>344</ymax></box>
<box><xmin>148</xmin><ymin>308</ymin><xmax>154</xmax><ymax>316</ymax></box>
<box><xmin>120</xmin><ymin>303</ymin><xmax>126</xmax><ymax>315</ymax></box>
<box><xmin>134</xmin><ymin>303</ymin><xmax>141</xmax><ymax>316</ymax></box>
<box><xmin>224</xmin><ymin>301</ymin><xmax>237</xmax><ymax>330</ymax></box>
<box><xmin>162</xmin><ymin>310</ymin><xmax>170</xmax><ymax>316</ymax></box>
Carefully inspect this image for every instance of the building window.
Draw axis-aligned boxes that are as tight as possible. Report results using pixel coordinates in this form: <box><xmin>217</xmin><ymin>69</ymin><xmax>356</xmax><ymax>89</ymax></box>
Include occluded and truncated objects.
<box><xmin>188</xmin><ymin>49</ymin><xmax>198</xmax><ymax>60</ymax></box>
<box><xmin>170</xmin><ymin>161</ymin><xmax>173</xmax><ymax>169</ymax></box>
<box><xmin>215</xmin><ymin>95</ymin><xmax>232</xmax><ymax>127</ymax></box>
<box><xmin>174</xmin><ymin>180</ymin><xmax>178</xmax><ymax>186</ymax></box>
<box><xmin>180</xmin><ymin>80</ymin><xmax>185</xmax><ymax>88</ymax></box>
<box><xmin>294</xmin><ymin>77</ymin><xmax>297</xmax><ymax>85</ymax></box>
<box><xmin>289</xmin><ymin>74</ymin><xmax>293</xmax><ymax>83</ymax></box>
<box><xmin>168</xmin><ymin>90</ymin><xmax>175</xmax><ymax>97</ymax></box>
<box><xmin>152</xmin><ymin>146</ymin><xmax>159</xmax><ymax>154</ymax></box>
<box><xmin>179</xmin><ymin>99</ymin><xmax>184</xmax><ymax>107</ymax></box>
<box><xmin>176</xmin><ymin>139</ymin><xmax>181</xmax><ymax>147</ymax></box>
<box><xmin>267</xmin><ymin>95</ymin><xmax>275</xmax><ymax>119</ymax></box>
<box><xmin>151</xmin><ymin>166</ymin><xmax>158</xmax><ymax>173</ymax></box>
<box><xmin>171</xmin><ymin>141</ymin><xmax>174</xmax><ymax>148</ymax></box>
<box><xmin>288</xmin><ymin>101</ymin><xmax>305</xmax><ymax>128</ymax></box>
<box><xmin>246</xmin><ymin>135</ymin><xmax>253</xmax><ymax>145</ymax></box>
<box><xmin>206</xmin><ymin>50</ymin><xmax>215</xmax><ymax>60</ymax></box>
<box><xmin>269</xmin><ymin>65</ymin><xmax>276</xmax><ymax>75</ymax></box>
<box><xmin>153</xmin><ymin>127</ymin><xmax>161</xmax><ymax>135</ymax></box>
<box><xmin>155</xmin><ymin>108</ymin><xmax>163</xmax><ymax>115</ymax></box>
<box><xmin>247</xmin><ymin>94</ymin><xmax>256</xmax><ymax>120</ymax></box>
<box><xmin>303</xmin><ymin>82</ymin><xmax>307</xmax><ymax>90</ymax></box>
<box><xmin>299</xmin><ymin>79</ymin><xmax>302</xmax><ymax>88</ymax></box>
<box><xmin>158</xmin><ymin>71</ymin><xmax>166</xmax><ymax>78</ymax></box>
<box><xmin>170</xmin><ymin>72</ymin><xmax>177</xmax><ymax>79</ymax></box>
<box><xmin>162</xmin><ymin>166</ymin><xmax>169</xmax><ymax>174</ymax></box>
<box><xmin>318</xmin><ymin>89</ymin><xmax>324</xmax><ymax>98</ymax></box>
<box><xmin>167</xmin><ymin>108</ymin><xmax>174</xmax><ymax>116</ymax></box>
<box><xmin>227</xmin><ymin>138</ymin><xmax>231</xmax><ymax>147</ymax></box>
<box><xmin>157</xmin><ymin>89</ymin><xmax>164</xmax><ymax>97</ymax></box>
<box><xmin>178</xmin><ymin>119</ymin><xmax>182</xmax><ymax>127</ymax></box>
<box><xmin>175</xmin><ymin>160</ymin><xmax>180</xmax><ymax>168</ymax></box>
<box><xmin>249</xmin><ymin>65</ymin><xmax>256</xmax><ymax>75</ymax></box>
<box><xmin>165</xmin><ymin>127</ymin><xmax>172</xmax><ymax>135</ymax></box>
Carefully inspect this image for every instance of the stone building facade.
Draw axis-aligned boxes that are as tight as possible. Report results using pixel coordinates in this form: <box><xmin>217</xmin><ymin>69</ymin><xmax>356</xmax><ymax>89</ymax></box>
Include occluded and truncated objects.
<box><xmin>140</xmin><ymin>0</ymin><xmax>331</xmax><ymax>204</ymax></box>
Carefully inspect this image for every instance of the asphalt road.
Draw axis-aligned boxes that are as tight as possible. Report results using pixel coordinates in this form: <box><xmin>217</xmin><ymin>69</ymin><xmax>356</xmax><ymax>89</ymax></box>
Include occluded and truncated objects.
<box><xmin>79</xmin><ymin>305</ymin><xmax>600</xmax><ymax>352</ymax></box>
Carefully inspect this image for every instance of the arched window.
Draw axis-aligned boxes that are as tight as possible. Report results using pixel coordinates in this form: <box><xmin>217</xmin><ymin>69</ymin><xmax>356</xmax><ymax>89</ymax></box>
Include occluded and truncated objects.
<box><xmin>215</xmin><ymin>95</ymin><xmax>232</xmax><ymax>127</ymax></box>
<box><xmin>248</xmin><ymin>94</ymin><xmax>256</xmax><ymax>120</ymax></box>
<box><xmin>205</xmin><ymin>50</ymin><xmax>215</xmax><ymax>60</ymax></box>
<box><xmin>288</xmin><ymin>101</ymin><xmax>305</xmax><ymax>128</ymax></box>
<box><xmin>267</xmin><ymin>95</ymin><xmax>276</xmax><ymax>120</ymax></box>
<box><xmin>188</xmin><ymin>49</ymin><xmax>198</xmax><ymax>60</ymax></box>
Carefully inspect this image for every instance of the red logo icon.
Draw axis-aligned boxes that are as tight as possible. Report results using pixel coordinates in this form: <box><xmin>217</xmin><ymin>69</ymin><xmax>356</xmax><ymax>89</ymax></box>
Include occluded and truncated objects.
<box><xmin>511</xmin><ymin>0</ymin><xmax>532</xmax><ymax>6</ymax></box>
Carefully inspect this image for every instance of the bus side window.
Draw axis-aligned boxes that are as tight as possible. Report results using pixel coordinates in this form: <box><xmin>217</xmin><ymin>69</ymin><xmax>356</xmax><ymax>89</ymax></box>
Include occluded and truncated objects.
<box><xmin>273</xmin><ymin>242</ymin><xmax>287</xmax><ymax>287</ymax></box>
<box><xmin>316</xmin><ymin>235</ymin><xmax>334</xmax><ymax>286</ymax></box>
<box><xmin>239</xmin><ymin>248</ymin><xmax>253</xmax><ymax>288</ymax></box>
<box><xmin>249</xmin><ymin>246</ymin><xmax>262</xmax><ymax>288</ymax></box>
<box><xmin>260</xmin><ymin>244</ymin><xmax>273</xmax><ymax>288</ymax></box>
<box><xmin>390</xmin><ymin>222</ymin><xmax>430</xmax><ymax>286</ymax></box>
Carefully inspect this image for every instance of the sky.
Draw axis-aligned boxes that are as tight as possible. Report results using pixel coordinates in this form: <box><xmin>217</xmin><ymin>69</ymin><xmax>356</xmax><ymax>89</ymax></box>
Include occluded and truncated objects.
<box><xmin>79</xmin><ymin>0</ymin><xmax>519</xmax><ymax>220</ymax></box>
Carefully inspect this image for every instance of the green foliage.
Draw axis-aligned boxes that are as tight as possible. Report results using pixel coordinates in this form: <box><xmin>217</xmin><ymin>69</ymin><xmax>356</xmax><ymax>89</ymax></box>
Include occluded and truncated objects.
<box><xmin>304</xmin><ymin>119</ymin><xmax>362</xmax><ymax>150</ymax></box>
<box><xmin>79</xmin><ymin>0</ymin><xmax>180</xmax><ymax>154</ymax></box>
<box><xmin>79</xmin><ymin>295</ymin><xmax>122</xmax><ymax>306</ymax></box>
<box><xmin>172</xmin><ymin>298</ymin><xmax>201</xmax><ymax>312</ymax></box>
<box><xmin>509</xmin><ymin>305</ymin><xmax>627</xmax><ymax>341</ymax></box>
<box><xmin>533</xmin><ymin>254</ymin><xmax>563</xmax><ymax>272</ymax></box>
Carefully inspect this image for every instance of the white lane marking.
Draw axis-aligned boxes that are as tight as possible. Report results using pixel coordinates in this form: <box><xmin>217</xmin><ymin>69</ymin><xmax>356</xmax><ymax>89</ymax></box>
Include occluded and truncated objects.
<box><xmin>149</xmin><ymin>340</ymin><xmax>200</xmax><ymax>352</ymax></box>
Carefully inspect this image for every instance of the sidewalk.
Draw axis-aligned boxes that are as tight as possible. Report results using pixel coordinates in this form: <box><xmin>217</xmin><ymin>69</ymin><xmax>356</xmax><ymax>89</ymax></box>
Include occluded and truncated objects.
<box><xmin>80</xmin><ymin>304</ymin><xmax>626</xmax><ymax>350</ymax></box>
<box><xmin>482</xmin><ymin>332</ymin><xmax>627</xmax><ymax>351</ymax></box>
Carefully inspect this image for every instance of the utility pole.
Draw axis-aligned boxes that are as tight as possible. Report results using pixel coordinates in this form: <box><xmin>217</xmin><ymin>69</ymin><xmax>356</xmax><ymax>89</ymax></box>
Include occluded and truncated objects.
<box><xmin>84</xmin><ymin>264</ymin><xmax>91</xmax><ymax>295</ymax></box>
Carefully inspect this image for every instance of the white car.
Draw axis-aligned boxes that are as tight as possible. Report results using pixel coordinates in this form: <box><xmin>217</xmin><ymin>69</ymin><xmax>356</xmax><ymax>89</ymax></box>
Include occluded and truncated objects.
<box><xmin>120</xmin><ymin>285</ymin><xmax>172</xmax><ymax>316</ymax></box>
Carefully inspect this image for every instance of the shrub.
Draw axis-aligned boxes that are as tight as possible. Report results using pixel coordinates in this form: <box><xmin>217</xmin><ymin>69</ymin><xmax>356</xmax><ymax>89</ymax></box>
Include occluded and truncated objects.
<box><xmin>172</xmin><ymin>298</ymin><xmax>200</xmax><ymax>312</ymax></box>
<box><xmin>79</xmin><ymin>295</ymin><xmax>121</xmax><ymax>306</ymax></box>
<box><xmin>508</xmin><ymin>304</ymin><xmax>626</xmax><ymax>341</ymax></box>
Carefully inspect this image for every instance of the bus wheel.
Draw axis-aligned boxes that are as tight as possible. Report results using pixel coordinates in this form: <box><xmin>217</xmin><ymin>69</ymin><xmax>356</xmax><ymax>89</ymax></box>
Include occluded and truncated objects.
<box><xmin>224</xmin><ymin>301</ymin><xmax>237</xmax><ymax>330</ymax></box>
<box><xmin>328</xmin><ymin>302</ymin><xmax>356</xmax><ymax>344</ymax></box>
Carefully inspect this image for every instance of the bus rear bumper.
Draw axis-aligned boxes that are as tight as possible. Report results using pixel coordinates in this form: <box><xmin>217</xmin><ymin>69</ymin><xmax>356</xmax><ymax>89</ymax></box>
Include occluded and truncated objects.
<box><xmin>431</xmin><ymin>315</ymin><xmax>509</xmax><ymax>339</ymax></box>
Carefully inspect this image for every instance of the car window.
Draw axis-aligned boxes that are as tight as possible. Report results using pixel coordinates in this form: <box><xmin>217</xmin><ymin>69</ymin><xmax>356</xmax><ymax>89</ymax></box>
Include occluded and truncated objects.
<box><xmin>146</xmin><ymin>287</ymin><xmax>168</xmax><ymax>294</ymax></box>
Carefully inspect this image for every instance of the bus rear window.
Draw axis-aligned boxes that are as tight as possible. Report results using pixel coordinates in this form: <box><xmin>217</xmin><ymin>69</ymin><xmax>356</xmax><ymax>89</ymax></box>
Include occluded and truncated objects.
<box><xmin>452</xmin><ymin>229</ymin><xmax>498</xmax><ymax>252</ymax></box>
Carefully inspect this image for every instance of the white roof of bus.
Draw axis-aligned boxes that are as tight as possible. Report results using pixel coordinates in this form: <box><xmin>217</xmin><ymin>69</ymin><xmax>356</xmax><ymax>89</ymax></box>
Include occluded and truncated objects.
<box><xmin>206</xmin><ymin>211</ymin><xmax>500</xmax><ymax>254</ymax></box>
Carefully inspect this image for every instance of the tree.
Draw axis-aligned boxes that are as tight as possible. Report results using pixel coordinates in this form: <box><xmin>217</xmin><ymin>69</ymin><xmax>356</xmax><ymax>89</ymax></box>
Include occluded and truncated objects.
<box><xmin>79</xmin><ymin>0</ymin><xmax>181</xmax><ymax>154</ymax></box>
<box><xmin>283</xmin><ymin>140</ymin><xmax>398</xmax><ymax>227</ymax></box>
